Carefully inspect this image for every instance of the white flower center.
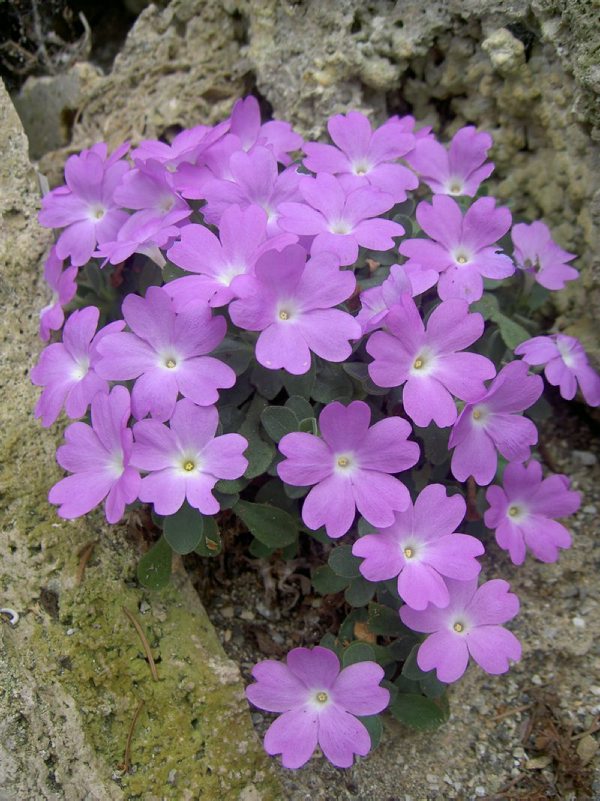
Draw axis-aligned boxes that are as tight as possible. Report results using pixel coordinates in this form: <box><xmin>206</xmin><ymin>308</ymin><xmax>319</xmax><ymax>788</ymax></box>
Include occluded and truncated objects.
<box><xmin>71</xmin><ymin>357</ymin><xmax>89</xmax><ymax>381</ymax></box>
<box><xmin>159</xmin><ymin>195</ymin><xmax>175</xmax><ymax>213</ymax></box>
<box><xmin>453</xmin><ymin>249</ymin><xmax>471</xmax><ymax>265</ymax></box>
<box><xmin>329</xmin><ymin>219</ymin><xmax>353</xmax><ymax>235</ymax></box>
<box><xmin>410</xmin><ymin>348</ymin><xmax>436</xmax><ymax>376</ymax></box>
<box><xmin>218</xmin><ymin>264</ymin><xmax>245</xmax><ymax>286</ymax></box>
<box><xmin>89</xmin><ymin>205</ymin><xmax>106</xmax><ymax>221</ymax></box>
<box><xmin>446</xmin><ymin>179</ymin><xmax>463</xmax><ymax>195</ymax></box>
<box><xmin>352</xmin><ymin>159</ymin><xmax>372</xmax><ymax>176</ymax></box>
<box><xmin>334</xmin><ymin>452</ymin><xmax>356</xmax><ymax>475</ymax></box>
<box><xmin>471</xmin><ymin>404</ymin><xmax>489</xmax><ymax>425</ymax></box>
<box><xmin>556</xmin><ymin>338</ymin><xmax>576</xmax><ymax>368</ymax></box>
<box><xmin>507</xmin><ymin>503</ymin><xmax>528</xmax><ymax>522</ymax></box>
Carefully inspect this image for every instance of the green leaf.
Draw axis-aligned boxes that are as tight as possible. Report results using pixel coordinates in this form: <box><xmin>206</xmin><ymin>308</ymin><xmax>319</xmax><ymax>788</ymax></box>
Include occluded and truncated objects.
<box><xmin>251</xmin><ymin>364</ymin><xmax>284</xmax><ymax>400</ymax></box>
<box><xmin>328</xmin><ymin>545</ymin><xmax>361</xmax><ymax>578</ymax></box>
<box><xmin>212</xmin><ymin>337</ymin><xmax>253</xmax><ymax>375</ymax></box>
<box><xmin>311</xmin><ymin>564</ymin><xmax>349</xmax><ymax>595</ymax></box>
<box><xmin>261</xmin><ymin>405</ymin><xmax>298</xmax><ymax>442</ymax></box>
<box><xmin>137</xmin><ymin>536</ymin><xmax>172</xmax><ymax>589</ymax></box>
<box><xmin>320</xmin><ymin>632</ymin><xmax>343</xmax><ymax>659</ymax></box>
<box><xmin>367</xmin><ymin>602</ymin><xmax>405</xmax><ymax>636</ymax></box>
<box><xmin>213</xmin><ymin>490</ymin><xmax>239</xmax><ymax>510</ymax></box>
<box><xmin>298</xmin><ymin>417</ymin><xmax>318</xmax><ymax>434</ymax></box>
<box><xmin>527</xmin><ymin>394</ymin><xmax>552</xmax><ymax>422</ymax></box>
<box><xmin>215</xmin><ymin>477</ymin><xmax>249</xmax><ymax>494</ymax></box>
<box><xmin>285</xmin><ymin>395</ymin><xmax>313</xmax><ymax>421</ymax></box>
<box><xmin>163</xmin><ymin>502</ymin><xmax>204</xmax><ymax>554</ymax></box>
<box><xmin>282</xmin><ymin>359</ymin><xmax>316</xmax><ymax>398</ymax></box>
<box><xmin>283</xmin><ymin>482</ymin><xmax>309</xmax><ymax>499</ymax></box>
<box><xmin>240</xmin><ymin>396</ymin><xmax>276</xmax><ymax>479</ymax></box>
<box><xmin>249</xmin><ymin>539</ymin><xmax>275</xmax><ymax>558</ymax></box>
<box><xmin>234</xmin><ymin>500</ymin><xmax>298</xmax><ymax>548</ymax></box>
<box><xmin>312</xmin><ymin>361</ymin><xmax>354</xmax><ymax>403</ymax></box>
<box><xmin>345</xmin><ymin>575</ymin><xmax>376</xmax><ymax>607</ymax></box>
<box><xmin>389</xmin><ymin>693</ymin><xmax>450</xmax><ymax>730</ymax></box>
<box><xmin>414</xmin><ymin>424</ymin><xmax>450</xmax><ymax>466</ymax></box>
<box><xmin>471</xmin><ymin>292</ymin><xmax>530</xmax><ymax>349</ymax></box>
<box><xmin>194</xmin><ymin>516</ymin><xmax>222</xmax><ymax>557</ymax></box>
<box><xmin>471</xmin><ymin>292</ymin><xmax>501</xmax><ymax>321</ymax></box>
<box><xmin>358</xmin><ymin>715</ymin><xmax>383</xmax><ymax>750</ymax></box>
<box><xmin>254</xmin><ymin>478</ymin><xmax>295</xmax><ymax>512</ymax></box>
<box><xmin>338</xmin><ymin>607</ymin><xmax>368</xmax><ymax>645</ymax></box>
<box><xmin>342</xmin><ymin>641</ymin><xmax>376</xmax><ymax>667</ymax></box>
<box><xmin>419</xmin><ymin>670</ymin><xmax>447</xmax><ymax>699</ymax></box>
<box><xmin>401</xmin><ymin>644</ymin><xmax>430</xmax><ymax>681</ymax></box>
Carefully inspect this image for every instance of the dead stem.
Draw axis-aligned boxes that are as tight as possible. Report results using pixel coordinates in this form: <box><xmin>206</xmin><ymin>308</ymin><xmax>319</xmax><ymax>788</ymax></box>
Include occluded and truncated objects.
<box><xmin>75</xmin><ymin>540</ymin><xmax>98</xmax><ymax>585</ymax></box>
<box><xmin>122</xmin><ymin>606</ymin><xmax>159</xmax><ymax>681</ymax></box>
<box><xmin>119</xmin><ymin>699</ymin><xmax>145</xmax><ymax>773</ymax></box>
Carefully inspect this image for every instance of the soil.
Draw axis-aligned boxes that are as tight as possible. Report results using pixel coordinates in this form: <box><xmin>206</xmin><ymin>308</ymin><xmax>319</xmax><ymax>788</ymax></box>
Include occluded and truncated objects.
<box><xmin>187</xmin><ymin>396</ymin><xmax>600</xmax><ymax>800</ymax></box>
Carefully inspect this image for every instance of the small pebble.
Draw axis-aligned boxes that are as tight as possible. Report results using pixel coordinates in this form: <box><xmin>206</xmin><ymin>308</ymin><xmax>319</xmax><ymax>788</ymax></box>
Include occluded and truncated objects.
<box><xmin>572</xmin><ymin>616</ymin><xmax>586</xmax><ymax>628</ymax></box>
<box><xmin>221</xmin><ymin>606</ymin><xmax>234</xmax><ymax>618</ymax></box>
<box><xmin>572</xmin><ymin>450</ymin><xmax>597</xmax><ymax>466</ymax></box>
<box><xmin>66</xmin><ymin>628</ymin><xmax>76</xmax><ymax>636</ymax></box>
<box><xmin>583</xmin><ymin>504</ymin><xmax>597</xmax><ymax>514</ymax></box>
<box><xmin>240</xmin><ymin>609</ymin><xmax>255</xmax><ymax>621</ymax></box>
<box><xmin>475</xmin><ymin>786</ymin><xmax>486</xmax><ymax>797</ymax></box>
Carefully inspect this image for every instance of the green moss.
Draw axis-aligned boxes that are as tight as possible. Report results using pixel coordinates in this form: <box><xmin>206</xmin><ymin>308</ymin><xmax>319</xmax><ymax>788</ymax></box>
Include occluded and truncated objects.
<box><xmin>1</xmin><ymin>419</ymin><xmax>281</xmax><ymax>799</ymax></box>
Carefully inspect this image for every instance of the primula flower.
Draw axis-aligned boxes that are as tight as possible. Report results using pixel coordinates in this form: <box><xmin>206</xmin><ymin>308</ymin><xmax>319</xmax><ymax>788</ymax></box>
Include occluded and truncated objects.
<box><xmin>278</xmin><ymin>400</ymin><xmax>419</xmax><ymax>538</ymax></box>
<box><xmin>197</xmin><ymin>146</ymin><xmax>302</xmax><ymax>234</ymax></box>
<box><xmin>399</xmin><ymin>196</ymin><xmax>514</xmax><ymax>302</ymax></box>
<box><xmin>49</xmin><ymin>385</ymin><xmax>140</xmax><ymax>523</ymax></box>
<box><xmin>514</xmin><ymin>334</ymin><xmax>600</xmax><ymax>407</ymax></box>
<box><xmin>353</xmin><ymin>484</ymin><xmax>484</xmax><ymax>610</ymax></box>
<box><xmin>131</xmin><ymin>121</ymin><xmax>229</xmax><ymax>173</ymax></box>
<box><xmin>511</xmin><ymin>221</ymin><xmax>578</xmax><ymax>290</ymax></box>
<box><xmin>229</xmin><ymin>244</ymin><xmax>360</xmax><ymax>374</ymax></box>
<box><xmin>246</xmin><ymin>646</ymin><xmax>389</xmax><ymax>769</ymax></box>
<box><xmin>303</xmin><ymin>111</ymin><xmax>417</xmax><ymax>202</ymax></box>
<box><xmin>31</xmin><ymin>306</ymin><xmax>124</xmax><ymax>427</ymax></box>
<box><xmin>95</xmin><ymin>286</ymin><xmax>235</xmax><ymax>421</ymax></box>
<box><xmin>114</xmin><ymin>160</ymin><xmax>191</xmax><ymax>220</ymax></box>
<box><xmin>131</xmin><ymin>399</ymin><xmax>247</xmax><ymax>515</ymax></box>
<box><xmin>405</xmin><ymin>126</ymin><xmax>494</xmax><ymax>196</ymax></box>
<box><xmin>485</xmin><ymin>460</ymin><xmax>581</xmax><ymax>564</ymax></box>
<box><xmin>39</xmin><ymin>246</ymin><xmax>77</xmax><ymax>341</ymax></box>
<box><xmin>449</xmin><ymin>361</ymin><xmax>543</xmax><ymax>486</ymax></box>
<box><xmin>165</xmin><ymin>205</ymin><xmax>297</xmax><ymax>309</ymax></box>
<box><xmin>400</xmin><ymin>578</ymin><xmax>521</xmax><ymax>683</ymax></box>
<box><xmin>229</xmin><ymin>95</ymin><xmax>303</xmax><ymax>165</ymax></box>
<box><xmin>95</xmin><ymin>208</ymin><xmax>187</xmax><ymax>266</ymax></box>
<box><xmin>38</xmin><ymin>143</ymin><xmax>130</xmax><ymax>266</ymax></box>
<box><xmin>279</xmin><ymin>173</ymin><xmax>404</xmax><ymax>266</ymax></box>
<box><xmin>367</xmin><ymin>295</ymin><xmax>495</xmax><ymax>427</ymax></box>
<box><xmin>356</xmin><ymin>263</ymin><xmax>438</xmax><ymax>334</ymax></box>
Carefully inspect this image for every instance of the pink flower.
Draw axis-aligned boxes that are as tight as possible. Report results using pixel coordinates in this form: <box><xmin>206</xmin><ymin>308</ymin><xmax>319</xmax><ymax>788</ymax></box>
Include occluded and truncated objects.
<box><xmin>356</xmin><ymin>263</ymin><xmax>439</xmax><ymax>334</ymax></box>
<box><xmin>511</xmin><ymin>221</ymin><xmax>578</xmax><ymax>290</ymax></box>
<box><xmin>31</xmin><ymin>306</ymin><xmax>124</xmax><ymax>427</ymax></box>
<box><xmin>367</xmin><ymin>295</ymin><xmax>495</xmax><ymax>427</ymax></box>
<box><xmin>279</xmin><ymin>173</ymin><xmax>404</xmax><ymax>266</ymax></box>
<box><xmin>400</xmin><ymin>196</ymin><xmax>514</xmax><ymax>302</ymax></box>
<box><xmin>278</xmin><ymin>401</ymin><xmax>419</xmax><ymax>538</ymax></box>
<box><xmin>131</xmin><ymin>121</ymin><xmax>229</xmax><ymax>173</ymax></box>
<box><xmin>49</xmin><ymin>385</ymin><xmax>140</xmax><ymax>523</ymax></box>
<box><xmin>229</xmin><ymin>244</ymin><xmax>360</xmax><ymax>374</ymax></box>
<box><xmin>39</xmin><ymin>246</ymin><xmax>77</xmax><ymax>341</ymax></box>
<box><xmin>113</xmin><ymin>160</ymin><xmax>191</xmax><ymax>220</ymax></box>
<box><xmin>405</xmin><ymin>126</ymin><xmax>494</xmax><ymax>196</ymax></box>
<box><xmin>400</xmin><ymin>578</ymin><xmax>521</xmax><ymax>683</ymax></box>
<box><xmin>485</xmin><ymin>461</ymin><xmax>581</xmax><ymax>564</ymax></box>
<box><xmin>449</xmin><ymin>361</ymin><xmax>543</xmax><ymax>486</ymax></box>
<box><xmin>38</xmin><ymin>143</ymin><xmax>130</xmax><ymax>266</ymax></box>
<box><xmin>131</xmin><ymin>399</ymin><xmax>247</xmax><ymax>515</ymax></box>
<box><xmin>165</xmin><ymin>205</ymin><xmax>297</xmax><ymax>309</ymax></box>
<box><xmin>246</xmin><ymin>646</ymin><xmax>389</xmax><ymax>769</ymax></box>
<box><xmin>352</xmin><ymin>484</ymin><xmax>484</xmax><ymax>610</ymax></box>
<box><xmin>229</xmin><ymin>95</ymin><xmax>303</xmax><ymax>165</ymax></box>
<box><xmin>95</xmin><ymin>287</ymin><xmax>235</xmax><ymax>421</ymax></box>
<box><xmin>94</xmin><ymin>208</ymin><xmax>187</xmax><ymax>266</ymax></box>
<box><xmin>303</xmin><ymin>111</ymin><xmax>417</xmax><ymax>202</ymax></box>
<box><xmin>515</xmin><ymin>334</ymin><xmax>600</xmax><ymax>406</ymax></box>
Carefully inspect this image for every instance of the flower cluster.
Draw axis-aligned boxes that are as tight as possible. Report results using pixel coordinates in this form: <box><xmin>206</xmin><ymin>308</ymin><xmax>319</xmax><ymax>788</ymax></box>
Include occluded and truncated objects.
<box><xmin>33</xmin><ymin>97</ymin><xmax>594</xmax><ymax>770</ymax></box>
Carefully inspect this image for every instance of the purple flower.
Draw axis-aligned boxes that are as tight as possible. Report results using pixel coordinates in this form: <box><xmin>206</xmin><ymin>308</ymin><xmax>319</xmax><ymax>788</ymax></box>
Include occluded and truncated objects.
<box><xmin>515</xmin><ymin>334</ymin><xmax>600</xmax><ymax>406</ymax></box>
<box><xmin>49</xmin><ymin>385</ymin><xmax>140</xmax><ymax>523</ymax></box>
<box><xmin>246</xmin><ymin>646</ymin><xmax>389</xmax><ymax>769</ymax></box>
<box><xmin>95</xmin><ymin>286</ymin><xmax>235</xmax><ymax>421</ymax></box>
<box><xmin>130</xmin><ymin>399</ymin><xmax>247</xmax><ymax>515</ymax></box>
<box><xmin>165</xmin><ymin>205</ymin><xmax>297</xmax><ymax>309</ymax></box>
<box><xmin>278</xmin><ymin>401</ymin><xmax>419</xmax><ymax>538</ymax></box>
<box><xmin>485</xmin><ymin>461</ymin><xmax>581</xmax><ymax>564</ymax></box>
<box><xmin>279</xmin><ymin>174</ymin><xmax>404</xmax><ymax>266</ymax></box>
<box><xmin>400</xmin><ymin>578</ymin><xmax>521</xmax><ymax>683</ymax></box>
<box><xmin>367</xmin><ymin>295</ymin><xmax>495</xmax><ymax>427</ymax></box>
<box><xmin>512</xmin><ymin>221</ymin><xmax>578</xmax><ymax>290</ymax></box>
<box><xmin>39</xmin><ymin>246</ymin><xmax>78</xmax><ymax>341</ymax></box>
<box><xmin>38</xmin><ymin>144</ymin><xmax>130</xmax><ymax>267</ymax></box>
<box><xmin>405</xmin><ymin>126</ymin><xmax>494</xmax><ymax>196</ymax></box>
<box><xmin>229</xmin><ymin>96</ymin><xmax>303</xmax><ymax>165</ymax></box>
<box><xmin>449</xmin><ymin>361</ymin><xmax>543</xmax><ymax>486</ymax></box>
<box><xmin>113</xmin><ymin>160</ymin><xmax>191</xmax><ymax>220</ymax></box>
<box><xmin>303</xmin><ymin>111</ymin><xmax>417</xmax><ymax>202</ymax></box>
<box><xmin>198</xmin><ymin>146</ymin><xmax>302</xmax><ymax>234</ymax></box>
<box><xmin>356</xmin><ymin>263</ymin><xmax>439</xmax><ymax>334</ymax></box>
<box><xmin>31</xmin><ymin>306</ymin><xmax>124</xmax><ymax>427</ymax></box>
<box><xmin>95</xmin><ymin>208</ymin><xmax>187</xmax><ymax>266</ymax></box>
<box><xmin>131</xmin><ymin>121</ymin><xmax>229</xmax><ymax>173</ymax></box>
<box><xmin>229</xmin><ymin>244</ymin><xmax>360</xmax><ymax>374</ymax></box>
<box><xmin>353</xmin><ymin>484</ymin><xmax>484</xmax><ymax>610</ymax></box>
<box><xmin>400</xmin><ymin>196</ymin><xmax>514</xmax><ymax>302</ymax></box>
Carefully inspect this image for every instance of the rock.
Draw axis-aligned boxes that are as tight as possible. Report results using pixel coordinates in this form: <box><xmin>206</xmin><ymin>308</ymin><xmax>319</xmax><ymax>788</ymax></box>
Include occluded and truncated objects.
<box><xmin>577</xmin><ymin>734</ymin><xmax>599</xmax><ymax>765</ymax></box>
<box><xmin>482</xmin><ymin>28</ymin><xmax>526</xmax><ymax>76</ymax></box>
<box><xmin>572</xmin><ymin>450</ymin><xmax>598</xmax><ymax>466</ymax></box>
<box><xmin>0</xmin><ymin>77</ymin><xmax>279</xmax><ymax>801</ymax></box>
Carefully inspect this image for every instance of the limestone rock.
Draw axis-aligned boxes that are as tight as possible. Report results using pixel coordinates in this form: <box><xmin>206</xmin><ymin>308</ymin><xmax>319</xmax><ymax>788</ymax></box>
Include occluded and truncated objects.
<box><xmin>0</xmin><ymin>76</ymin><xmax>279</xmax><ymax>801</ymax></box>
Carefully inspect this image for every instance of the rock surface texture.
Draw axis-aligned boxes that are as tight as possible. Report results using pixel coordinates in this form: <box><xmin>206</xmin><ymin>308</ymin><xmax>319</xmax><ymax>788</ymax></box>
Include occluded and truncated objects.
<box><xmin>0</xmin><ymin>78</ymin><xmax>279</xmax><ymax>801</ymax></box>
<box><xmin>4</xmin><ymin>0</ymin><xmax>600</xmax><ymax>798</ymax></box>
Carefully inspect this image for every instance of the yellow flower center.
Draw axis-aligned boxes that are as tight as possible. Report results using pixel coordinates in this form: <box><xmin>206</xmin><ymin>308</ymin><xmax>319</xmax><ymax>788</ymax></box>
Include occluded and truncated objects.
<box><xmin>316</xmin><ymin>691</ymin><xmax>328</xmax><ymax>704</ymax></box>
<box><xmin>508</xmin><ymin>506</ymin><xmax>519</xmax><ymax>517</ymax></box>
<box><xmin>457</xmin><ymin>256</ymin><xmax>467</xmax><ymax>264</ymax></box>
<box><xmin>472</xmin><ymin>410</ymin><xmax>481</xmax><ymax>420</ymax></box>
<box><xmin>337</xmin><ymin>456</ymin><xmax>349</xmax><ymax>468</ymax></box>
<box><xmin>183</xmin><ymin>461</ymin><xmax>195</xmax><ymax>472</ymax></box>
<box><xmin>453</xmin><ymin>622</ymin><xmax>464</xmax><ymax>633</ymax></box>
<box><xmin>279</xmin><ymin>310</ymin><xmax>289</xmax><ymax>321</ymax></box>
<box><xmin>404</xmin><ymin>547</ymin><xmax>414</xmax><ymax>559</ymax></box>
<box><xmin>413</xmin><ymin>358</ymin><xmax>423</xmax><ymax>370</ymax></box>
<box><xmin>166</xmin><ymin>359</ymin><xmax>177</xmax><ymax>369</ymax></box>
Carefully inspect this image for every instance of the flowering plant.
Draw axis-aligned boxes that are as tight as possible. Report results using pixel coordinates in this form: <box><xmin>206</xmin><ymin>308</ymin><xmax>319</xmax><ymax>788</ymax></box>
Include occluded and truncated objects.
<box><xmin>32</xmin><ymin>97</ymin><xmax>598</xmax><ymax>769</ymax></box>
